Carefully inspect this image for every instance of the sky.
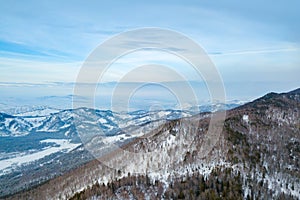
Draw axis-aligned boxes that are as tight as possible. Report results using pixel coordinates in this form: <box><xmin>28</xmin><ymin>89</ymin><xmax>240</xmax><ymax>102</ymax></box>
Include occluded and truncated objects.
<box><xmin>0</xmin><ymin>0</ymin><xmax>300</xmax><ymax>107</ymax></box>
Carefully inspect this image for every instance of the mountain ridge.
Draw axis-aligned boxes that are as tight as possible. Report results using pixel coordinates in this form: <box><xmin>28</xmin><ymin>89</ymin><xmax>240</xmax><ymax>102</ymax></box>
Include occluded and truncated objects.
<box><xmin>3</xmin><ymin>88</ymin><xmax>300</xmax><ymax>200</ymax></box>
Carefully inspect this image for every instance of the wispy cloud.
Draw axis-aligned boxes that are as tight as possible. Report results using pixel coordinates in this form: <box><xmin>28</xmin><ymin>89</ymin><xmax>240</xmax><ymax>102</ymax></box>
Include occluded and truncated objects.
<box><xmin>209</xmin><ymin>47</ymin><xmax>300</xmax><ymax>56</ymax></box>
<box><xmin>0</xmin><ymin>40</ymin><xmax>79</xmax><ymax>62</ymax></box>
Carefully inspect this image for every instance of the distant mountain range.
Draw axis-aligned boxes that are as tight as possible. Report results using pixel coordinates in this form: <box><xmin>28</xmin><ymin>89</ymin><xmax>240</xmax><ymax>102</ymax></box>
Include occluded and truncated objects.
<box><xmin>0</xmin><ymin>101</ymin><xmax>244</xmax><ymax>137</ymax></box>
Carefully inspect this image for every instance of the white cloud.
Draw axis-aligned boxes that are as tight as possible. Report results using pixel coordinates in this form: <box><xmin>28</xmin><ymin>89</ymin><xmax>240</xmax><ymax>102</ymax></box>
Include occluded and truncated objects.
<box><xmin>0</xmin><ymin>57</ymin><xmax>81</xmax><ymax>83</ymax></box>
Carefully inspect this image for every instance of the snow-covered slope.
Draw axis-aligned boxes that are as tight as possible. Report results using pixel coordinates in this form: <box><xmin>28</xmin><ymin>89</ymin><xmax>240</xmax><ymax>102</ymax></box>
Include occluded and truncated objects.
<box><xmin>0</xmin><ymin>113</ymin><xmax>33</xmax><ymax>136</ymax></box>
<box><xmin>0</xmin><ymin>101</ymin><xmax>245</xmax><ymax>198</ymax></box>
<box><xmin>6</xmin><ymin>89</ymin><xmax>298</xmax><ymax>200</ymax></box>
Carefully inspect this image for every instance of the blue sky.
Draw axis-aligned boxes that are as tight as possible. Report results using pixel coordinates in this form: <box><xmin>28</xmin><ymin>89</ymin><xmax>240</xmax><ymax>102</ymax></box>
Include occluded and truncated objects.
<box><xmin>0</xmin><ymin>0</ymin><xmax>300</xmax><ymax>101</ymax></box>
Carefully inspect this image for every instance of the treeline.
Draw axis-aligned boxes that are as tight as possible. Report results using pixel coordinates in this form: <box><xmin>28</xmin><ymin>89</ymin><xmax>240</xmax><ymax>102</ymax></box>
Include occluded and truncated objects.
<box><xmin>70</xmin><ymin>167</ymin><xmax>244</xmax><ymax>200</ymax></box>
